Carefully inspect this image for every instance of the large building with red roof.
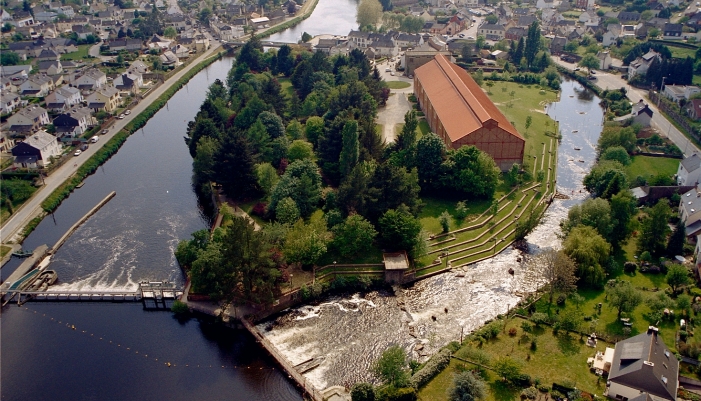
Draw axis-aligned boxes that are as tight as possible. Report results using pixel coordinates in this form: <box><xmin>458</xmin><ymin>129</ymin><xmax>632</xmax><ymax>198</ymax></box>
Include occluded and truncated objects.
<box><xmin>413</xmin><ymin>55</ymin><xmax>525</xmax><ymax>171</ymax></box>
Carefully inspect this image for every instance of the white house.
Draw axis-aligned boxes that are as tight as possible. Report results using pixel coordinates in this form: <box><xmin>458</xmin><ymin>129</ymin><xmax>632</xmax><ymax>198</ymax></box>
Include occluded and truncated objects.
<box><xmin>7</xmin><ymin>105</ymin><xmax>50</xmax><ymax>134</ymax></box>
<box><xmin>19</xmin><ymin>74</ymin><xmax>54</xmax><ymax>97</ymax></box>
<box><xmin>73</xmin><ymin>68</ymin><xmax>107</xmax><ymax>90</ymax></box>
<box><xmin>607</xmin><ymin>327</ymin><xmax>678</xmax><ymax>401</ymax></box>
<box><xmin>628</xmin><ymin>50</ymin><xmax>660</xmax><ymax>78</ymax></box>
<box><xmin>664</xmin><ymin>85</ymin><xmax>701</xmax><ymax>102</ymax></box>
<box><xmin>678</xmin><ymin>154</ymin><xmax>701</xmax><ymax>186</ymax></box>
<box><xmin>11</xmin><ymin>130</ymin><xmax>62</xmax><ymax>168</ymax></box>
<box><xmin>578</xmin><ymin>10</ymin><xmax>600</xmax><ymax>27</ymax></box>
<box><xmin>597</xmin><ymin>50</ymin><xmax>612</xmax><ymax>70</ymax></box>
<box><xmin>0</xmin><ymin>92</ymin><xmax>22</xmax><ymax>114</ymax></box>
<box><xmin>44</xmin><ymin>86</ymin><xmax>83</xmax><ymax>111</ymax></box>
<box><xmin>86</xmin><ymin>86</ymin><xmax>121</xmax><ymax>112</ymax></box>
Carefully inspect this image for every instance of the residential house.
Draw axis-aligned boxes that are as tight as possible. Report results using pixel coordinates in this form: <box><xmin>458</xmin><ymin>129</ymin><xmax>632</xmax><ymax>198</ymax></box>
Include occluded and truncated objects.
<box><xmin>0</xmin><ymin>92</ymin><xmax>21</xmax><ymax>114</ymax></box>
<box><xmin>478</xmin><ymin>23</ymin><xmax>505</xmax><ymax>40</ymax></box>
<box><xmin>628</xmin><ymin>50</ymin><xmax>660</xmax><ymax>78</ymax></box>
<box><xmin>414</xmin><ymin>55</ymin><xmax>524</xmax><ymax>171</ymax></box>
<box><xmin>11</xmin><ymin>130</ymin><xmax>62</xmax><ymax>168</ymax></box>
<box><xmin>596</xmin><ymin>50</ymin><xmax>612</xmax><ymax>70</ymax></box>
<box><xmin>664</xmin><ymin>85</ymin><xmax>701</xmax><ymax>102</ymax></box>
<box><xmin>517</xmin><ymin>15</ymin><xmax>538</xmax><ymax>28</ymax></box>
<box><xmin>38</xmin><ymin>60</ymin><xmax>63</xmax><ymax>75</ymax></box>
<box><xmin>194</xmin><ymin>35</ymin><xmax>209</xmax><ymax>52</ymax></box>
<box><xmin>575</xmin><ymin>0</ymin><xmax>595</xmax><ymax>9</ymax></box>
<box><xmin>579</xmin><ymin>10</ymin><xmax>600</xmax><ymax>26</ymax></box>
<box><xmin>19</xmin><ymin>74</ymin><xmax>54</xmax><ymax>97</ymax></box>
<box><xmin>607</xmin><ymin>327</ymin><xmax>678</xmax><ymax>401</ymax></box>
<box><xmin>44</xmin><ymin>85</ymin><xmax>83</xmax><ymax>111</ymax></box>
<box><xmin>127</xmin><ymin>60</ymin><xmax>150</xmax><ymax>75</ymax></box>
<box><xmin>630</xmin><ymin>100</ymin><xmax>653</xmax><ymax>126</ymax></box>
<box><xmin>550</xmin><ymin>36</ymin><xmax>567</xmax><ymax>54</ymax></box>
<box><xmin>685</xmin><ymin>99</ymin><xmax>701</xmax><ymax>120</ymax></box>
<box><xmin>663</xmin><ymin>23</ymin><xmax>683</xmax><ymax>39</ymax></box>
<box><xmin>36</xmin><ymin>48</ymin><xmax>60</xmax><ymax>62</ymax></box>
<box><xmin>214</xmin><ymin>24</ymin><xmax>244</xmax><ymax>41</ymax></box>
<box><xmin>35</xmin><ymin>11</ymin><xmax>58</xmax><ymax>22</ymax></box>
<box><xmin>71</xmin><ymin>24</ymin><xmax>94</xmax><ymax>40</ymax></box>
<box><xmin>618</xmin><ymin>11</ymin><xmax>641</xmax><ymax>23</ymax></box>
<box><xmin>603</xmin><ymin>27</ymin><xmax>619</xmax><ymax>47</ymax></box>
<box><xmin>394</xmin><ymin>33</ymin><xmax>423</xmax><ymax>49</ymax></box>
<box><xmin>680</xmin><ymin>185</ymin><xmax>701</xmax><ymax>237</ymax></box>
<box><xmin>373</xmin><ymin>38</ymin><xmax>399</xmax><ymax>58</ymax></box>
<box><xmin>348</xmin><ymin>30</ymin><xmax>371</xmax><ymax>48</ymax></box>
<box><xmin>506</xmin><ymin>26</ymin><xmax>527</xmax><ymax>40</ymax></box>
<box><xmin>107</xmin><ymin>39</ymin><xmax>144</xmax><ymax>52</ymax></box>
<box><xmin>678</xmin><ymin>153</ymin><xmax>701</xmax><ymax>186</ymax></box>
<box><xmin>172</xmin><ymin>44</ymin><xmax>190</xmax><ymax>59</ymax></box>
<box><xmin>86</xmin><ymin>86</ymin><xmax>120</xmax><ymax>112</ymax></box>
<box><xmin>74</xmin><ymin>68</ymin><xmax>107</xmax><ymax>90</ymax></box>
<box><xmin>159</xmin><ymin>50</ymin><xmax>179</xmax><ymax>65</ymax></box>
<box><xmin>53</xmin><ymin>107</ymin><xmax>95</xmax><ymax>137</ymax></box>
<box><xmin>0</xmin><ymin>65</ymin><xmax>31</xmax><ymax>78</ymax></box>
<box><xmin>11</xmin><ymin>12</ymin><xmax>35</xmax><ymax>27</ymax></box>
<box><xmin>114</xmin><ymin>72</ymin><xmax>142</xmax><ymax>93</ymax></box>
<box><xmin>7</xmin><ymin>105</ymin><xmax>50</xmax><ymax>134</ymax></box>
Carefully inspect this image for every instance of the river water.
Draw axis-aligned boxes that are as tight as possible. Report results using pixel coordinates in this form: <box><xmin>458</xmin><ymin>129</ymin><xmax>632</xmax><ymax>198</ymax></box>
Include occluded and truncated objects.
<box><xmin>267</xmin><ymin>0</ymin><xmax>359</xmax><ymax>43</ymax></box>
<box><xmin>256</xmin><ymin>80</ymin><xmax>605</xmax><ymax>390</ymax></box>
<box><xmin>0</xmin><ymin>58</ymin><xmax>302</xmax><ymax>401</ymax></box>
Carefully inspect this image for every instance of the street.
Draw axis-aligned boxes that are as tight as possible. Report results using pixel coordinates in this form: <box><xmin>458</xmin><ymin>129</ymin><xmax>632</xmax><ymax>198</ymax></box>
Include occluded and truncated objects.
<box><xmin>0</xmin><ymin>43</ymin><xmax>222</xmax><ymax>244</ymax></box>
<box><xmin>554</xmin><ymin>57</ymin><xmax>700</xmax><ymax>157</ymax></box>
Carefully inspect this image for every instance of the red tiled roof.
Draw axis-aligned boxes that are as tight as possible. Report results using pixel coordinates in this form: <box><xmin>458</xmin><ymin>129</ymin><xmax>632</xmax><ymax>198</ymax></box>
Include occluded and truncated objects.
<box><xmin>414</xmin><ymin>54</ymin><xmax>522</xmax><ymax>144</ymax></box>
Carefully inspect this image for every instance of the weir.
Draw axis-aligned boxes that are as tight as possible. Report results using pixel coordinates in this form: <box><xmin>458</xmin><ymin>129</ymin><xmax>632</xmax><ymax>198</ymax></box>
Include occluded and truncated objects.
<box><xmin>51</xmin><ymin>191</ymin><xmax>116</xmax><ymax>253</ymax></box>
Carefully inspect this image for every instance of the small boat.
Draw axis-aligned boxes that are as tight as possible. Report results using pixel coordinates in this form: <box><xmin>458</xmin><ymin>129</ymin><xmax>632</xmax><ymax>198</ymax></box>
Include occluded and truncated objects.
<box><xmin>75</xmin><ymin>182</ymin><xmax>84</xmax><ymax>189</ymax></box>
<box><xmin>574</xmin><ymin>147</ymin><xmax>581</xmax><ymax>150</ymax></box>
<box><xmin>572</xmin><ymin>130</ymin><xmax>578</xmax><ymax>133</ymax></box>
<box><xmin>578</xmin><ymin>159</ymin><xmax>585</xmax><ymax>163</ymax></box>
<box><xmin>12</xmin><ymin>249</ymin><xmax>33</xmax><ymax>258</ymax></box>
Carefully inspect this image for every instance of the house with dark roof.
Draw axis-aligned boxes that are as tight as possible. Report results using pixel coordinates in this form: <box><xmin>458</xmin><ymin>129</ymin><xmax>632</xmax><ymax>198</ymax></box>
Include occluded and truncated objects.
<box><xmin>38</xmin><ymin>60</ymin><xmax>63</xmax><ymax>75</ymax></box>
<box><xmin>663</xmin><ymin>23</ymin><xmax>683</xmax><ymax>39</ymax></box>
<box><xmin>53</xmin><ymin>107</ymin><xmax>95</xmax><ymax>137</ymax></box>
<box><xmin>618</xmin><ymin>11</ymin><xmax>641</xmax><ymax>23</ymax></box>
<box><xmin>414</xmin><ymin>55</ymin><xmax>524</xmax><ymax>170</ymax></box>
<box><xmin>11</xmin><ymin>130</ymin><xmax>62</xmax><ymax>169</ymax></box>
<box><xmin>7</xmin><ymin>105</ymin><xmax>50</xmax><ymax>134</ymax></box>
<box><xmin>607</xmin><ymin>326</ymin><xmax>679</xmax><ymax>401</ymax></box>
<box><xmin>628</xmin><ymin>50</ymin><xmax>660</xmax><ymax>78</ymax></box>
<box><xmin>478</xmin><ymin>23</ymin><xmax>505</xmax><ymax>40</ymax></box>
<box><xmin>506</xmin><ymin>26</ymin><xmax>527</xmax><ymax>40</ymax></box>
<box><xmin>44</xmin><ymin>85</ymin><xmax>83</xmax><ymax>111</ymax></box>
<box><xmin>678</xmin><ymin>153</ymin><xmax>701</xmax><ymax>186</ymax></box>
<box><xmin>684</xmin><ymin>99</ymin><xmax>701</xmax><ymax>120</ymax></box>
<box><xmin>19</xmin><ymin>74</ymin><xmax>54</xmax><ymax>97</ymax></box>
<box><xmin>550</xmin><ymin>36</ymin><xmax>567</xmax><ymax>54</ymax></box>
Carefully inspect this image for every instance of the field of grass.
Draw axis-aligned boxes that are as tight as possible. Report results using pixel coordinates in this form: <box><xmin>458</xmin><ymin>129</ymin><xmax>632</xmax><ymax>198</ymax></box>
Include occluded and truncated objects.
<box><xmin>61</xmin><ymin>45</ymin><xmax>91</xmax><ymax>61</ymax></box>
<box><xmin>625</xmin><ymin>155</ymin><xmax>679</xmax><ymax>183</ymax></box>
<box><xmin>0</xmin><ymin>245</ymin><xmax>11</xmax><ymax>259</ymax></box>
<box><xmin>418</xmin><ymin>119</ymin><xmax>430</xmax><ymax>137</ymax></box>
<box><xmin>419</xmin><ymin>317</ymin><xmax>609</xmax><ymax>401</ymax></box>
<box><xmin>386</xmin><ymin>81</ymin><xmax>411</xmax><ymax>90</ymax></box>
<box><xmin>669</xmin><ymin>46</ymin><xmax>698</xmax><ymax>60</ymax></box>
<box><xmin>278</xmin><ymin>77</ymin><xmax>295</xmax><ymax>97</ymax></box>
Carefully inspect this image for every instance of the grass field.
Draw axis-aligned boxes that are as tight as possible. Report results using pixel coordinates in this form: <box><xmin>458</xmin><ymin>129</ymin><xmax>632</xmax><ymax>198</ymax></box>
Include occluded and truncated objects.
<box><xmin>625</xmin><ymin>155</ymin><xmax>679</xmax><ymax>183</ymax></box>
<box><xmin>278</xmin><ymin>78</ymin><xmax>295</xmax><ymax>98</ymax></box>
<box><xmin>669</xmin><ymin>46</ymin><xmax>698</xmax><ymax>60</ymax></box>
<box><xmin>61</xmin><ymin>44</ymin><xmax>91</xmax><ymax>61</ymax></box>
<box><xmin>386</xmin><ymin>81</ymin><xmax>411</xmax><ymax>89</ymax></box>
<box><xmin>0</xmin><ymin>245</ymin><xmax>11</xmax><ymax>259</ymax></box>
<box><xmin>419</xmin><ymin>318</ymin><xmax>609</xmax><ymax>401</ymax></box>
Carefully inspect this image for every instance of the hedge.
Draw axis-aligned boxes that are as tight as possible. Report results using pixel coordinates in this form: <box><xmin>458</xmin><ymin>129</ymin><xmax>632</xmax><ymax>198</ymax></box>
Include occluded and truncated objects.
<box><xmin>409</xmin><ymin>348</ymin><xmax>452</xmax><ymax>389</ymax></box>
<box><xmin>38</xmin><ymin>51</ymin><xmax>225</xmax><ymax>217</ymax></box>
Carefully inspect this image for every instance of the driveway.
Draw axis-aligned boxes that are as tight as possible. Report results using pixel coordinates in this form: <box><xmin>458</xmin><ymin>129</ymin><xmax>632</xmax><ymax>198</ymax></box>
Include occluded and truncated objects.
<box><xmin>554</xmin><ymin>56</ymin><xmax>700</xmax><ymax>157</ymax></box>
<box><xmin>0</xmin><ymin>44</ymin><xmax>223</xmax><ymax>244</ymax></box>
<box><xmin>376</xmin><ymin>58</ymin><xmax>414</xmax><ymax>143</ymax></box>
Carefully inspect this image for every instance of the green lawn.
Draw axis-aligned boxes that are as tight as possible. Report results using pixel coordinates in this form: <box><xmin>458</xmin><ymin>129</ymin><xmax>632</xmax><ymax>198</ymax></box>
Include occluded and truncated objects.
<box><xmin>418</xmin><ymin>119</ymin><xmax>430</xmax><ymax>137</ymax></box>
<box><xmin>0</xmin><ymin>245</ymin><xmax>11</xmax><ymax>259</ymax></box>
<box><xmin>386</xmin><ymin>81</ymin><xmax>411</xmax><ymax>90</ymax></box>
<box><xmin>669</xmin><ymin>46</ymin><xmax>698</xmax><ymax>60</ymax></box>
<box><xmin>61</xmin><ymin>44</ymin><xmax>91</xmax><ymax>61</ymax></box>
<box><xmin>278</xmin><ymin>77</ymin><xmax>295</xmax><ymax>97</ymax></box>
<box><xmin>694</xmin><ymin>75</ymin><xmax>701</xmax><ymax>87</ymax></box>
<box><xmin>419</xmin><ymin>317</ymin><xmax>609</xmax><ymax>401</ymax></box>
<box><xmin>625</xmin><ymin>155</ymin><xmax>679</xmax><ymax>183</ymax></box>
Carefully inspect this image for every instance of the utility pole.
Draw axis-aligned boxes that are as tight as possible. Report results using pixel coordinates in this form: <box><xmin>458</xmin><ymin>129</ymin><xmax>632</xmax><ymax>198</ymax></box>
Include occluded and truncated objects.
<box><xmin>657</xmin><ymin>76</ymin><xmax>666</xmax><ymax>108</ymax></box>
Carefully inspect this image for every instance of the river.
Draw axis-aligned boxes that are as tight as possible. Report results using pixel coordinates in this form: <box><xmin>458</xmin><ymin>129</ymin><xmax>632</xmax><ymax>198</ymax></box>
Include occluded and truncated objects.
<box><xmin>0</xmin><ymin>58</ymin><xmax>302</xmax><ymax>401</ymax></box>
<box><xmin>267</xmin><ymin>0</ymin><xmax>359</xmax><ymax>43</ymax></box>
<box><xmin>256</xmin><ymin>79</ymin><xmax>605</xmax><ymax>390</ymax></box>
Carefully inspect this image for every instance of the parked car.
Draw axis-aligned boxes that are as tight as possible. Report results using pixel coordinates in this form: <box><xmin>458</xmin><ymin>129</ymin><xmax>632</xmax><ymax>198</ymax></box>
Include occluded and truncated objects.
<box><xmin>118</xmin><ymin>114</ymin><xmax>125</xmax><ymax>119</ymax></box>
<box><xmin>74</xmin><ymin>149</ymin><xmax>82</xmax><ymax>156</ymax></box>
<box><xmin>125</xmin><ymin>110</ymin><xmax>131</xmax><ymax>115</ymax></box>
<box><xmin>90</xmin><ymin>136</ymin><xmax>99</xmax><ymax>143</ymax></box>
<box><xmin>101</xmin><ymin>129</ymin><xmax>109</xmax><ymax>135</ymax></box>
<box><xmin>80</xmin><ymin>144</ymin><xmax>89</xmax><ymax>151</ymax></box>
<box><xmin>390</xmin><ymin>71</ymin><xmax>395</xmax><ymax>76</ymax></box>
<box><xmin>467</xmin><ymin>36</ymin><xmax>474</xmax><ymax>40</ymax></box>
<box><xmin>385</xmin><ymin>68</ymin><xmax>391</xmax><ymax>72</ymax></box>
<box><xmin>459</xmin><ymin>33</ymin><xmax>465</xmax><ymax>38</ymax></box>
<box><xmin>573</xmin><ymin>67</ymin><xmax>580</xmax><ymax>71</ymax></box>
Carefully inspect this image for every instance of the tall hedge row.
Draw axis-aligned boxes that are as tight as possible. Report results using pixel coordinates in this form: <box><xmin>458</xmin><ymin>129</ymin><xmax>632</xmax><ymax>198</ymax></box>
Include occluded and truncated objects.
<box><xmin>409</xmin><ymin>348</ymin><xmax>452</xmax><ymax>389</ymax></box>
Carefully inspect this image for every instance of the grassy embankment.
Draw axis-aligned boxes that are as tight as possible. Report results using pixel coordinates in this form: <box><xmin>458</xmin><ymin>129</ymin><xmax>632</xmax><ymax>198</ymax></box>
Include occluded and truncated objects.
<box><xmin>624</xmin><ymin>155</ymin><xmax>679</xmax><ymax>183</ymax></box>
<box><xmin>19</xmin><ymin>51</ymin><xmax>226</xmax><ymax>238</ymax></box>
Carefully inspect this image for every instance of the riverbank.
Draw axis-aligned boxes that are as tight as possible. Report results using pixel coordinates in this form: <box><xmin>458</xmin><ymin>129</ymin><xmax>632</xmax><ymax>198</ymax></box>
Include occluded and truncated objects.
<box><xmin>0</xmin><ymin>45</ymin><xmax>224</xmax><ymax>245</ymax></box>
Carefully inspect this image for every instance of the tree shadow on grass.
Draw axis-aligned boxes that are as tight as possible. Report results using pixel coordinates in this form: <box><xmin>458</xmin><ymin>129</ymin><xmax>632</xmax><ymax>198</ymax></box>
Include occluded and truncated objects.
<box><xmin>556</xmin><ymin>332</ymin><xmax>580</xmax><ymax>356</ymax></box>
<box><xmin>489</xmin><ymin>380</ymin><xmax>519</xmax><ymax>401</ymax></box>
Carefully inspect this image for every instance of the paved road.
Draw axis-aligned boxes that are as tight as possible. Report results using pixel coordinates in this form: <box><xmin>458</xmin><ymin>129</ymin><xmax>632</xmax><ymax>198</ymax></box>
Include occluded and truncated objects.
<box><xmin>376</xmin><ymin>59</ymin><xmax>414</xmax><ymax>143</ymax></box>
<box><xmin>554</xmin><ymin>57</ymin><xmax>700</xmax><ymax>157</ymax></box>
<box><xmin>0</xmin><ymin>44</ymin><xmax>222</xmax><ymax>244</ymax></box>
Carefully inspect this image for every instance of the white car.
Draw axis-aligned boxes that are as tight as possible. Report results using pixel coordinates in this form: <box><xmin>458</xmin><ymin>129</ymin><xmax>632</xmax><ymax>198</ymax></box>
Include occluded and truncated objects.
<box><xmin>390</xmin><ymin>71</ymin><xmax>395</xmax><ymax>76</ymax></box>
<box><xmin>118</xmin><ymin>114</ymin><xmax>125</xmax><ymax>119</ymax></box>
<box><xmin>385</xmin><ymin>68</ymin><xmax>391</xmax><ymax>72</ymax></box>
<box><xmin>74</xmin><ymin>149</ymin><xmax>82</xmax><ymax>156</ymax></box>
<box><xmin>125</xmin><ymin>110</ymin><xmax>131</xmax><ymax>115</ymax></box>
<box><xmin>90</xmin><ymin>135</ymin><xmax>99</xmax><ymax>143</ymax></box>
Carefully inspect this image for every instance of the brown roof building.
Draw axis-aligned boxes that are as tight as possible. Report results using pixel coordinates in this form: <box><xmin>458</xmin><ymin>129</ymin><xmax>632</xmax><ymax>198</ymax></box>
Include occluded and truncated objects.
<box><xmin>413</xmin><ymin>55</ymin><xmax>524</xmax><ymax>171</ymax></box>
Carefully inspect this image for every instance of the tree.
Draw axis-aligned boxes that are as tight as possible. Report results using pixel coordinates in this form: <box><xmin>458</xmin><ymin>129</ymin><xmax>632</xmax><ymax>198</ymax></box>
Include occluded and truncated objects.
<box><xmin>485</xmin><ymin>14</ymin><xmax>498</xmax><ymax>24</ymax></box>
<box><xmin>601</xmin><ymin>146</ymin><xmax>631</xmax><ymax>166</ymax></box>
<box><xmin>276</xmin><ymin>45</ymin><xmax>294</xmax><ymax>76</ymax></box>
<box><xmin>396</xmin><ymin>110</ymin><xmax>418</xmax><ymax>151</ymax></box>
<box><xmin>276</xmin><ymin>197</ymin><xmax>300</xmax><ymax>225</ymax></box>
<box><xmin>372</xmin><ymin>345</ymin><xmax>410</xmax><ymax>388</ymax></box>
<box><xmin>583</xmin><ymin>160</ymin><xmax>628</xmax><ymax>199</ymax></box>
<box><xmin>563</xmin><ymin>226</ymin><xmax>610</xmax><ymax>285</ymax></box>
<box><xmin>1</xmin><ymin>51</ymin><xmax>20</xmax><ymax>66</ymax></box>
<box><xmin>578</xmin><ymin>53</ymin><xmax>600</xmax><ymax>73</ymax></box>
<box><xmin>667</xmin><ymin>220</ymin><xmax>686</xmax><ymax>257</ymax></box>
<box><xmin>305</xmin><ymin>116</ymin><xmax>325</xmax><ymax>147</ymax></box>
<box><xmin>606</xmin><ymin>280</ymin><xmax>643</xmax><ymax>318</ymax></box>
<box><xmin>256</xmin><ymin>162</ymin><xmax>279</xmax><ymax>196</ymax></box>
<box><xmin>512</xmin><ymin>37</ymin><xmax>525</xmax><ymax>66</ymax></box>
<box><xmin>192</xmin><ymin>137</ymin><xmax>220</xmax><ymax>184</ymax></box>
<box><xmin>524</xmin><ymin>21</ymin><xmax>541</xmax><ymax>68</ymax></box>
<box><xmin>439</xmin><ymin>211</ymin><xmax>452</xmax><ymax>233</ymax></box>
<box><xmin>666</xmin><ymin>264</ymin><xmax>691</xmax><ymax>293</ymax></box>
<box><xmin>598</xmin><ymin>127</ymin><xmax>636</xmax><ymax>154</ymax></box>
<box><xmin>609</xmin><ymin>190</ymin><xmax>636</xmax><ymax>246</ymax></box>
<box><xmin>287</xmin><ymin>139</ymin><xmax>314</xmax><ymax>161</ymax></box>
<box><xmin>637</xmin><ymin>199</ymin><xmax>671</xmax><ymax>257</ymax></box>
<box><xmin>214</xmin><ymin>132</ymin><xmax>259</xmax><ymax>200</ymax></box>
<box><xmin>525</xmin><ymin>115</ymin><xmax>532</xmax><ymax>132</ymax></box>
<box><xmin>351</xmin><ymin>383</ymin><xmax>376</xmax><ymax>401</ymax></box>
<box><xmin>332</xmin><ymin>214</ymin><xmax>378</xmax><ymax>258</ymax></box>
<box><xmin>415</xmin><ymin>133</ymin><xmax>447</xmax><ymax>190</ymax></box>
<box><xmin>561</xmin><ymin>198</ymin><xmax>612</xmax><ymax>241</ymax></box>
<box><xmin>283</xmin><ymin>212</ymin><xmax>331</xmax><ymax>266</ymax></box>
<box><xmin>198</xmin><ymin>8</ymin><xmax>212</xmax><ymax>26</ymax></box>
<box><xmin>269</xmin><ymin>159</ymin><xmax>323</xmax><ymax>218</ymax></box>
<box><xmin>449</xmin><ymin>371</ymin><xmax>488</xmax><ymax>401</ymax></box>
<box><xmin>163</xmin><ymin>26</ymin><xmax>177</xmax><ymax>38</ymax></box>
<box><xmin>357</xmin><ymin>0</ymin><xmax>383</xmax><ymax>28</ymax></box>
<box><xmin>379</xmin><ymin>207</ymin><xmax>422</xmax><ymax>256</ymax></box>
<box><xmin>339</xmin><ymin>120</ymin><xmax>359</xmax><ymax>178</ymax></box>
<box><xmin>493</xmin><ymin>357</ymin><xmax>523</xmax><ymax>383</ymax></box>
<box><xmin>527</xmin><ymin>250</ymin><xmax>577</xmax><ymax>305</ymax></box>
<box><xmin>442</xmin><ymin>146</ymin><xmax>500</xmax><ymax>199</ymax></box>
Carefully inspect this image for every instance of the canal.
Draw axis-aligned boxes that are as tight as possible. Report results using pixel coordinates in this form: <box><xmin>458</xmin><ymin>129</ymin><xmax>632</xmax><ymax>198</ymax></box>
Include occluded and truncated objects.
<box><xmin>0</xmin><ymin>58</ymin><xmax>302</xmax><ymax>401</ymax></box>
<box><xmin>267</xmin><ymin>0</ymin><xmax>359</xmax><ymax>43</ymax></box>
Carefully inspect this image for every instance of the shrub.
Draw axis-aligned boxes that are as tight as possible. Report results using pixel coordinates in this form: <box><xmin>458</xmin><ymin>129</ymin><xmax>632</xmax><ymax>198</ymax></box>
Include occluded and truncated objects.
<box><xmin>376</xmin><ymin>386</ymin><xmax>416</xmax><ymax>401</ymax></box>
<box><xmin>538</xmin><ymin>385</ymin><xmax>550</xmax><ymax>393</ymax></box>
<box><xmin>409</xmin><ymin>348</ymin><xmax>451</xmax><ymax>388</ymax></box>
<box><xmin>521</xmin><ymin>387</ymin><xmax>538</xmax><ymax>400</ymax></box>
<box><xmin>509</xmin><ymin>327</ymin><xmax>518</xmax><ymax>336</ymax></box>
<box><xmin>680</xmin><ymin>330</ymin><xmax>688</xmax><ymax>342</ymax></box>
<box><xmin>444</xmin><ymin>341</ymin><xmax>461</xmax><ymax>353</ymax></box>
<box><xmin>624</xmin><ymin>262</ymin><xmax>637</xmax><ymax>274</ymax></box>
<box><xmin>351</xmin><ymin>382</ymin><xmax>375</xmax><ymax>401</ymax></box>
<box><xmin>521</xmin><ymin>321</ymin><xmax>533</xmax><ymax>332</ymax></box>
<box><xmin>531</xmin><ymin>339</ymin><xmax>537</xmax><ymax>351</ymax></box>
<box><xmin>530</xmin><ymin>312</ymin><xmax>548</xmax><ymax>326</ymax></box>
<box><xmin>170</xmin><ymin>300</ymin><xmax>189</xmax><ymax>314</ymax></box>
<box><xmin>251</xmin><ymin>202</ymin><xmax>267</xmax><ymax>216</ymax></box>
<box><xmin>556</xmin><ymin>294</ymin><xmax>566</xmax><ymax>306</ymax></box>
